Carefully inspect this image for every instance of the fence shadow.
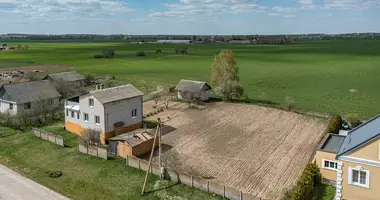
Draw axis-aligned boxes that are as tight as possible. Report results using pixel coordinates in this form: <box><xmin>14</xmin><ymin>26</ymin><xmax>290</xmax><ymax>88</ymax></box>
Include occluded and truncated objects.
<box><xmin>144</xmin><ymin>182</ymin><xmax>179</xmax><ymax>195</ymax></box>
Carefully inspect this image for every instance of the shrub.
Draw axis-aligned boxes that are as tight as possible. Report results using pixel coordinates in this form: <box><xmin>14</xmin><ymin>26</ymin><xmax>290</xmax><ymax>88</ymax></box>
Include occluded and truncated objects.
<box><xmin>288</xmin><ymin>163</ymin><xmax>321</xmax><ymax>200</ymax></box>
<box><xmin>156</xmin><ymin>49</ymin><xmax>162</xmax><ymax>54</ymax></box>
<box><xmin>344</xmin><ymin>113</ymin><xmax>361</xmax><ymax>128</ymax></box>
<box><xmin>136</xmin><ymin>51</ymin><xmax>146</xmax><ymax>57</ymax></box>
<box><xmin>101</xmin><ymin>48</ymin><xmax>115</xmax><ymax>58</ymax></box>
<box><xmin>327</xmin><ymin>114</ymin><xmax>342</xmax><ymax>134</ymax></box>
<box><xmin>94</xmin><ymin>54</ymin><xmax>105</xmax><ymax>59</ymax></box>
<box><xmin>174</xmin><ymin>45</ymin><xmax>188</xmax><ymax>54</ymax></box>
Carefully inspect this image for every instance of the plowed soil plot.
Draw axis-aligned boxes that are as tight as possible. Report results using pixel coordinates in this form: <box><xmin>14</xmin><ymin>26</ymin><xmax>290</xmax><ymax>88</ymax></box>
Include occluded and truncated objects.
<box><xmin>149</xmin><ymin>102</ymin><xmax>327</xmax><ymax>200</ymax></box>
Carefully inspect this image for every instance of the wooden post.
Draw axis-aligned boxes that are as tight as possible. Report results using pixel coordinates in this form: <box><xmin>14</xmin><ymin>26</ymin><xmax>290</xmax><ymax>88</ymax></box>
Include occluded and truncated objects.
<box><xmin>207</xmin><ymin>181</ymin><xmax>209</xmax><ymax>192</ymax></box>
<box><xmin>158</xmin><ymin>120</ymin><xmax>163</xmax><ymax>180</ymax></box>
<box><xmin>126</xmin><ymin>155</ymin><xmax>128</xmax><ymax>166</ymax></box>
<box><xmin>240</xmin><ymin>191</ymin><xmax>243</xmax><ymax>200</ymax></box>
<box><xmin>141</xmin><ymin>124</ymin><xmax>160</xmax><ymax>195</ymax></box>
<box><xmin>223</xmin><ymin>185</ymin><xmax>226</xmax><ymax>198</ymax></box>
<box><xmin>138</xmin><ymin>159</ymin><xmax>141</xmax><ymax>170</ymax></box>
<box><xmin>191</xmin><ymin>176</ymin><xmax>194</xmax><ymax>188</ymax></box>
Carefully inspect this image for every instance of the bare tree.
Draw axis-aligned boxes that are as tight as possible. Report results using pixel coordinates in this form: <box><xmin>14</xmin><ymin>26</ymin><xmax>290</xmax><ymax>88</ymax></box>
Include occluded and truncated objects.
<box><xmin>161</xmin><ymin>92</ymin><xmax>173</xmax><ymax>109</ymax></box>
<box><xmin>81</xmin><ymin>129</ymin><xmax>101</xmax><ymax>145</ymax></box>
<box><xmin>55</xmin><ymin>78</ymin><xmax>86</xmax><ymax>98</ymax></box>
<box><xmin>285</xmin><ymin>96</ymin><xmax>295</xmax><ymax>111</ymax></box>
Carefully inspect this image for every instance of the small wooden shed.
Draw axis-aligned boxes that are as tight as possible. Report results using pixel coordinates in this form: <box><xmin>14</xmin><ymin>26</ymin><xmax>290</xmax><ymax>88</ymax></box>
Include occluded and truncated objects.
<box><xmin>108</xmin><ymin>129</ymin><xmax>158</xmax><ymax>158</ymax></box>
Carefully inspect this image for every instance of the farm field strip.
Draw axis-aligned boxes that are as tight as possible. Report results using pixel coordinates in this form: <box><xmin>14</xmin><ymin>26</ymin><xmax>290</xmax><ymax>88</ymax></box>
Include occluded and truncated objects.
<box><xmin>147</xmin><ymin>102</ymin><xmax>327</xmax><ymax>200</ymax></box>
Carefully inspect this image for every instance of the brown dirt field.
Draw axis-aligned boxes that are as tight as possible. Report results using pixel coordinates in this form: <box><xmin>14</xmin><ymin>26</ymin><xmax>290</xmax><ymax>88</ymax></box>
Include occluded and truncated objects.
<box><xmin>0</xmin><ymin>65</ymin><xmax>74</xmax><ymax>72</ymax></box>
<box><xmin>145</xmin><ymin>102</ymin><xmax>327</xmax><ymax>200</ymax></box>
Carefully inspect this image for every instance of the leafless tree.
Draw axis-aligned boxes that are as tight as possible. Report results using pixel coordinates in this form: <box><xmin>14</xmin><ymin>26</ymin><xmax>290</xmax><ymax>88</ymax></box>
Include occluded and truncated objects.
<box><xmin>81</xmin><ymin>129</ymin><xmax>101</xmax><ymax>145</ymax></box>
<box><xmin>55</xmin><ymin>78</ymin><xmax>86</xmax><ymax>98</ymax></box>
<box><xmin>161</xmin><ymin>92</ymin><xmax>173</xmax><ymax>109</ymax></box>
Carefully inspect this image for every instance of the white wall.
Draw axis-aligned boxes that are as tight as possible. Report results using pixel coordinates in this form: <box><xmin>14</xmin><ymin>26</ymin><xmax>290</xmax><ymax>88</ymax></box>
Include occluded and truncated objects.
<box><xmin>79</xmin><ymin>94</ymin><xmax>105</xmax><ymax>133</ymax></box>
<box><xmin>64</xmin><ymin>101</ymin><xmax>81</xmax><ymax>126</ymax></box>
<box><xmin>178</xmin><ymin>90</ymin><xmax>210</xmax><ymax>101</ymax></box>
<box><xmin>0</xmin><ymin>100</ymin><xmax>17</xmax><ymax>115</ymax></box>
<box><xmin>104</xmin><ymin>96</ymin><xmax>142</xmax><ymax>132</ymax></box>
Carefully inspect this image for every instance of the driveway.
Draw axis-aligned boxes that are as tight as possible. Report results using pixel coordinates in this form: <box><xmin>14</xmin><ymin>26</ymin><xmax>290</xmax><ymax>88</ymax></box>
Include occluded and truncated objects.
<box><xmin>0</xmin><ymin>164</ymin><xmax>69</xmax><ymax>200</ymax></box>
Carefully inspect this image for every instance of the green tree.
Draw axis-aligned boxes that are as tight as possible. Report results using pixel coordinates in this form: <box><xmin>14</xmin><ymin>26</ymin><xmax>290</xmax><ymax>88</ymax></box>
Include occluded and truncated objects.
<box><xmin>211</xmin><ymin>49</ymin><xmax>244</xmax><ymax>100</ymax></box>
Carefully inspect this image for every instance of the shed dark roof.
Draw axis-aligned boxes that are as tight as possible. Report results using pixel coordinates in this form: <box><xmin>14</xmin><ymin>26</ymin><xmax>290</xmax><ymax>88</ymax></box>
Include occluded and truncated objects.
<box><xmin>108</xmin><ymin>129</ymin><xmax>154</xmax><ymax>147</ymax></box>
<box><xmin>90</xmin><ymin>84</ymin><xmax>143</xmax><ymax>104</ymax></box>
<box><xmin>317</xmin><ymin>133</ymin><xmax>346</xmax><ymax>153</ymax></box>
<box><xmin>45</xmin><ymin>71</ymin><xmax>85</xmax><ymax>82</ymax></box>
<box><xmin>2</xmin><ymin>80</ymin><xmax>61</xmax><ymax>104</ymax></box>
<box><xmin>337</xmin><ymin>115</ymin><xmax>380</xmax><ymax>158</ymax></box>
<box><xmin>174</xmin><ymin>79</ymin><xmax>211</xmax><ymax>93</ymax></box>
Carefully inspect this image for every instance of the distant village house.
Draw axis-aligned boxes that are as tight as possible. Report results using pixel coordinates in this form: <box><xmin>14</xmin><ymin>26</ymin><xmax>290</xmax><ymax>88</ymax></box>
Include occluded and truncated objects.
<box><xmin>174</xmin><ymin>79</ymin><xmax>212</xmax><ymax>101</ymax></box>
<box><xmin>43</xmin><ymin>71</ymin><xmax>85</xmax><ymax>88</ymax></box>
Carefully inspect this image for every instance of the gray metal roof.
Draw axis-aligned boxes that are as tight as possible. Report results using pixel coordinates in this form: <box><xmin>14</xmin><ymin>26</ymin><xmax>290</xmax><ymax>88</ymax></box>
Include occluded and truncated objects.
<box><xmin>90</xmin><ymin>84</ymin><xmax>143</xmax><ymax>104</ymax></box>
<box><xmin>108</xmin><ymin>129</ymin><xmax>154</xmax><ymax>147</ymax></box>
<box><xmin>45</xmin><ymin>71</ymin><xmax>85</xmax><ymax>82</ymax></box>
<box><xmin>337</xmin><ymin>115</ymin><xmax>380</xmax><ymax>158</ymax></box>
<box><xmin>2</xmin><ymin>80</ymin><xmax>61</xmax><ymax>104</ymax></box>
<box><xmin>174</xmin><ymin>79</ymin><xmax>211</xmax><ymax>93</ymax></box>
<box><xmin>317</xmin><ymin>133</ymin><xmax>346</xmax><ymax>153</ymax></box>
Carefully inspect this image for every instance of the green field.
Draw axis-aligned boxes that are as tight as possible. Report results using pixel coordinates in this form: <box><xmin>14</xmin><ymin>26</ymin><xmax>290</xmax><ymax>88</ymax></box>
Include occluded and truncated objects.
<box><xmin>0</xmin><ymin>123</ymin><xmax>222</xmax><ymax>200</ymax></box>
<box><xmin>1</xmin><ymin>40</ymin><xmax>380</xmax><ymax>118</ymax></box>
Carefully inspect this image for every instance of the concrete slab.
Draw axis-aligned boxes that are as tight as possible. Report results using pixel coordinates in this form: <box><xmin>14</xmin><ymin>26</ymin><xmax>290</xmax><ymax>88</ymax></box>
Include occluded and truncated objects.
<box><xmin>0</xmin><ymin>164</ymin><xmax>69</xmax><ymax>200</ymax></box>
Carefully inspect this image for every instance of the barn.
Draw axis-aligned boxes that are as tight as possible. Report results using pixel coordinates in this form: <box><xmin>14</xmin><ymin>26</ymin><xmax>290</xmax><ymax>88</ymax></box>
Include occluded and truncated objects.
<box><xmin>174</xmin><ymin>79</ymin><xmax>212</xmax><ymax>101</ymax></box>
<box><xmin>108</xmin><ymin>129</ymin><xmax>158</xmax><ymax>158</ymax></box>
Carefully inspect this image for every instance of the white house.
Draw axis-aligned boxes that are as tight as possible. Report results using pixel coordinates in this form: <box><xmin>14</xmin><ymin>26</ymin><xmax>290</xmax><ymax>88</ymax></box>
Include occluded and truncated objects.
<box><xmin>64</xmin><ymin>84</ymin><xmax>144</xmax><ymax>144</ymax></box>
<box><xmin>0</xmin><ymin>80</ymin><xmax>61</xmax><ymax>115</ymax></box>
<box><xmin>174</xmin><ymin>79</ymin><xmax>212</xmax><ymax>101</ymax></box>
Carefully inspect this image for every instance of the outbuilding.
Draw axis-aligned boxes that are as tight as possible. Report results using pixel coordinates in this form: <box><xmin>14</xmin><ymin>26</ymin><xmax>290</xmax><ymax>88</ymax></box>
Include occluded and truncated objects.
<box><xmin>108</xmin><ymin>129</ymin><xmax>158</xmax><ymax>158</ymax></box>
<box><xmin>174</xmin><ymin>79</ymin><xmax>212</xmax><ymax>101</ymax></box>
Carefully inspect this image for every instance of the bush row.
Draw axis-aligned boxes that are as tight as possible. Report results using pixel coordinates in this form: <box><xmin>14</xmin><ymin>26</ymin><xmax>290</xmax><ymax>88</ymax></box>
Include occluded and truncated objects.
<box><xmin>318</xmin><ymin>113</ymin><xmax>342</xmax><ymax>143</ymax></box>
<box><xmin>283</xmin><ymin>163</ymin><xmax>322</xmax><ymax>200</ymax></box>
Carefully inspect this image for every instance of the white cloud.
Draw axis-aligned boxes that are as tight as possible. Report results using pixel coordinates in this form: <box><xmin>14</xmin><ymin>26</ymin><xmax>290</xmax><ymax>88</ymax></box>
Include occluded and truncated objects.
<box><xmin>268</xmin><ymin>13</ymin><xmax>280</xmax><ymax>16</ymax></box>
<box><xmin>0</xmin><ymin>0</ymin><xmax>135</xmax><ymax>21</ymax></box>
<box><xmin>323</xmin><ymin>0</ymin><xmax>380</xmax><ymax>10</ymax></box>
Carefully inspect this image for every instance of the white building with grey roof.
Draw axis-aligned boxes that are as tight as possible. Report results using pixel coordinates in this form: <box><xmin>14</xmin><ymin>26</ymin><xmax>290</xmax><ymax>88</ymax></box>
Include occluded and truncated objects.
<box><xmin>0</xmin><ymin>80</ymin><xmax>61</xmax><ymax>115</ymax></box>
<box><xmin>64</xmin><ymin>84</ymin><xmax>144</xmax><ymax>144</ymax></box>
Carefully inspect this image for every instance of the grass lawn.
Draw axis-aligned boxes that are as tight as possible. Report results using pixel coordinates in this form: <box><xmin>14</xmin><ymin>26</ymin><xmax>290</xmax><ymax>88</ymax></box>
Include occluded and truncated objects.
<box><xmin>1</xmin><ymin>40</ymin><xmax>380</xmax><ymax>118</ymax></box>
<box><xmin>0</xmin><ymin>123</ymin><xmax>223</xmax><ymax>200</ymax></box>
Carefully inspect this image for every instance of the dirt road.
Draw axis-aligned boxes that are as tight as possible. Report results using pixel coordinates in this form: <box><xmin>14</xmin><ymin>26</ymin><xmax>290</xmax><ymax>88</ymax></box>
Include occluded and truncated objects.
<box><xmin>0</xmin><ymin>164</ymin><xmax>69</xmax><ymax>200</ymax></box>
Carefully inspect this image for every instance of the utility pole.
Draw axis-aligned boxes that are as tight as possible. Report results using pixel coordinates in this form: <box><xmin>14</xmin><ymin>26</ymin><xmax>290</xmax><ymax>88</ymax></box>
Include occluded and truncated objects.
<box><xmin>158</xmin><ymin>118</ymin><xmax>163</xmax><ymax>180</ymax></box>
<box><xmin>141</xmin><ymin>118</ymin><xmax>162</xmax><ymax>195</ymax></box>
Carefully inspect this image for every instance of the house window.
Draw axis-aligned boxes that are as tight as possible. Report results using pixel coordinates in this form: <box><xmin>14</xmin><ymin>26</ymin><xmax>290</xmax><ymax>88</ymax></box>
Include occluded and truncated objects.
<box><xmin>322</xmin><ymin>160</ymin><xmax>338</xmax><ymax>171</ymax></box>
<box><xmin>71</xmin><ymin>111</ymin><xmax>75</xmax><ymax>118</ymax></box>
<box><xmin>89</xmin><ymin>98</ymin><xmax>94</xmax><ymax>107</ymax></box>
<box><xmin>77</xmin><ymin>112</ymin><xmax>80</xmax><ymax>119</ymax></box>
<box><xmin>9</xmin><ymin>104</ymin><xmax>13</xmax><ymax>110</ymax></box>
<box><xmin>84</xmin><ymin>113</ymin><xmax>89</xmax><ymax>122</ymax></box>
<box><xmin>24</xmin><ymin>102</ymin><xmax>31</xmax><ymax>109</ymax></box>
<box><xmin>132</xmin><ymin>109</ymin><xmax>137</xmax><ymax>118</ymax></box>
<box><xmin>349</xmin><ymin>167</ymin><xmax>370</xmax><ymax>188</ymax></box>
<box><xmin>95</xmin><ymin>115</ymin><xmax>100</xmax><ymax>125</ymax></box>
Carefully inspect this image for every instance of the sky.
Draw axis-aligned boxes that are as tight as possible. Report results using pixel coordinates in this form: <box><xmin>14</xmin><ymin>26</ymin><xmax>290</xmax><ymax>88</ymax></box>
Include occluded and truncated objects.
<box><xmin>0</xmin><ymin>0</ymin><xmax>379</xmax><ymax>35</ymax></box>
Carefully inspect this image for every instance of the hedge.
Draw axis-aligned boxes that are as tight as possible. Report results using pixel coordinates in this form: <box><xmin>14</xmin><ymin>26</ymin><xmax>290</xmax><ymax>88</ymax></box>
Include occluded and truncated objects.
<box><xmin>289</xmin><ymin>163</ymin><xmax>322</xmax><ymax>200</ymax></box>
<box><xmin>319</xmin><ymin>113</ymin><xmax>341</xmax><ymax>143</ymax></box>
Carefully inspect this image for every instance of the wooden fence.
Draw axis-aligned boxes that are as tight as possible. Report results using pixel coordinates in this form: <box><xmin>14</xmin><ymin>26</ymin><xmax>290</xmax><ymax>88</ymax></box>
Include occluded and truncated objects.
<box><xmin>32</xmin><ymin>128</ymin><xmax>64</xmax><ymax>147</ymax></box>
<box><xmin>126</xmin><ymin>156</ymin><xmax>261</xmax><ymax>200</ymax></box>
<box><xmin>77</xmin><ymin>141</ymin><xmax>108</xmax><ymax>160</ymax></box>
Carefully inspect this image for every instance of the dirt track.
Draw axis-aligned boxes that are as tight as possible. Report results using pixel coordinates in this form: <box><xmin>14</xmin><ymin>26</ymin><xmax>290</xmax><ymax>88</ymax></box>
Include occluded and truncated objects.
<box><xmin>0</xmin><ymin>65</ymin><xmax>74</xmax><ymax>72</ymax></box>
<box><xmin>146</xmin><ymin>102</ymin><xmax>327</xmax><ymax>200</ymax></box>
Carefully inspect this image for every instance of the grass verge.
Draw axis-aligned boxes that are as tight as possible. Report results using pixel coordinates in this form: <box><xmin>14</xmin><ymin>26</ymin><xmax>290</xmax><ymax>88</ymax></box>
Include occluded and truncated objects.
<box><xmin>0</xmin><ymin>122</ymin><xmax>223</xmax><ymax>200</ymax></box>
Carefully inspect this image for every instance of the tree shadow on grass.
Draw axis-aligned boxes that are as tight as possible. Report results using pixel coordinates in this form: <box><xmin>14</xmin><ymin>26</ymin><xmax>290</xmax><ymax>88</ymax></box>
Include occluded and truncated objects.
<box><xmin>144</xmin><ymin>181</ymin><xmax>179</xmax><ymax>195</ymax></box>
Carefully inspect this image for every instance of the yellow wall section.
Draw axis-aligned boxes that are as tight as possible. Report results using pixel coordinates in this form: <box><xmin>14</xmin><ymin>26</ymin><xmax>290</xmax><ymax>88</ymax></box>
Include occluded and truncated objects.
<box><xmin>348</xmin><ymin>137</ymin><xmax>380</xmax><ymax>161</ymax></box>
<box><xmin>314</xmin><ymin>150</ymin><xmax>338</xmax><ymax>181</ymax></box>
<box><xmin>65</xmin><ymin>121</ymin><xmax>85</xmax><ymax>136</ymax></box>
<box><xmin>341</xmin><ymin>160</ymin><xmax>380</xmax><ymax>200</ymax></box>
